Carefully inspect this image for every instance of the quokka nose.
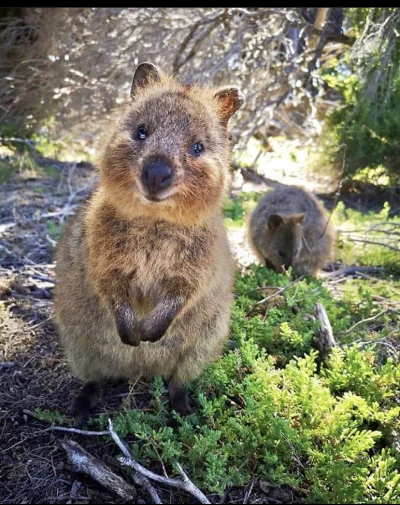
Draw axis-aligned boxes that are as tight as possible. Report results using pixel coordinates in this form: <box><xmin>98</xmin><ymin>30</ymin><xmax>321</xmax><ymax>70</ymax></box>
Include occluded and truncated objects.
<box><xmin>141</xmin><ymin>158</ymin><xmax>173</xmax><ymax>194</ymax></box>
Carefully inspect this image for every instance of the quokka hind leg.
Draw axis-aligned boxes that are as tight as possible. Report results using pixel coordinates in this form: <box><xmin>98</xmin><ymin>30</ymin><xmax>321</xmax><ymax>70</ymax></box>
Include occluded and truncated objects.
<box><xmin>71</xmin><ymin>381</ymin><xmax>102</xmax><ymax>429</ymax></box>
<box><xmin>168</xmin><ymin>355</ymin><xmax>208</xmax><ymax>416</ymax></box>
<box><xmin>169</xmin><ymin>380</ymin><xmax>193</xmax><ymax>416</ymax></box>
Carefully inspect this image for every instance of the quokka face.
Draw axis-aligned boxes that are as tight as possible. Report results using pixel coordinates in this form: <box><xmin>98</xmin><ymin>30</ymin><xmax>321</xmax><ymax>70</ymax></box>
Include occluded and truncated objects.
<box><xmin>100</xmin><ymin>63</ymin><xmax>244</xmax><ymax>225</ymax></box>
<box><xmin>260</xmin><ymin>213</ymin><xmax>305</xmax><ymax>273</ymax></box>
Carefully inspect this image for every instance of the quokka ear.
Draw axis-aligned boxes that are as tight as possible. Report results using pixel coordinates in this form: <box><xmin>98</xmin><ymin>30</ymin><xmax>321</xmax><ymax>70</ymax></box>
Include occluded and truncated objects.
<box><xmin>267</xmin><ymin>214</ymin><xmax>284</xmax><ymax>231</ymax></box>
<box><xmin>131</xmin><ymin>62</ymin><xmax>161</xmax><ymax>99</ymax></box>
<box><xmin>214</xmin><ymin>87</ymin><xmax>245</xmax><ymax>123</ymax></box>
<box><xmin>291</xmin><ymin>212</ymin><xmax>306</xmax><ymax>225</ymax></box>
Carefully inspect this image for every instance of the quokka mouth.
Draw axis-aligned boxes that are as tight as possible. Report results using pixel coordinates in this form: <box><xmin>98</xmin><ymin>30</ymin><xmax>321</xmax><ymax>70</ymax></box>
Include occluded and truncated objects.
<box><xmin>141</xmin><ymin>191</ymin><xmax>174</xmax><ymax>203</ymax></box>
<box><xmin>139</xmin><ymin>184</ymin><xmax>178</xmax><ymax>203</ymax></box>
<box><xmin>143</xmin><ymin>194</ymin><xmax>165</xmax><ymax>202</ymax></box>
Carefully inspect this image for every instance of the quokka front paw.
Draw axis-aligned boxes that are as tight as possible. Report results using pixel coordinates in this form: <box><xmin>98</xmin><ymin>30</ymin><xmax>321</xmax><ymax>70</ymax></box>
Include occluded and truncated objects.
<box><xmin>115</xmin><ymin>304</ymin><xmax>140</xmax><ymax>346</ymax></box>
<box><xmin>138</xmin><ymin>316</ymin><xmax>170</xmax><ymax>343</ymax></box>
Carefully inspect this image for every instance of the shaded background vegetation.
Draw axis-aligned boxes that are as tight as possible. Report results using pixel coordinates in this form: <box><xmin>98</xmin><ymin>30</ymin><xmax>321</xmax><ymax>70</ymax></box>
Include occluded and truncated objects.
<box><xmin>1</xmin><ymin>7</ymin><xmax>400</xmax><ymax>185</ymax></box>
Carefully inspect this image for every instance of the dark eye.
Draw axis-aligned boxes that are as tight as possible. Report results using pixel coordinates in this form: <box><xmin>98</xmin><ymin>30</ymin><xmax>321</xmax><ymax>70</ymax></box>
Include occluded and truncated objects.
<box><xmin>278</xmin><ymin>250</ymin><xmax>286</xmax><ymax>258</ymax></box>
<box><xmin>136</xmin><ymin>126</ymin><xmax>148</xmax><ymax>140</ymax></box>
<box><xmin>190</xmin><ymin>142</ymin><xmax>204</xmax><ymax>157</ymax></box>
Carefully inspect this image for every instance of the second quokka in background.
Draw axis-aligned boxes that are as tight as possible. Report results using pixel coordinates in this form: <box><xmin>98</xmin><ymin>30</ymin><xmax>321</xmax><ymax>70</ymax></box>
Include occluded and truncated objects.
<box><xmin>54</xmin><ymin>62</ymin><xmax>244</xmax><ymax>426</ymax></box>
<box><xmin>247</xmin><ymin>186</ymin><xmax>336</xmax><ymax>277</ymax></box>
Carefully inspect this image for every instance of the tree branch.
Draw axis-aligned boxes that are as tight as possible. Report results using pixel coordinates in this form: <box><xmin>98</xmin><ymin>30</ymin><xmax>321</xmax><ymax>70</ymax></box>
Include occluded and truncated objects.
<box><xmin>62</xmin><ymin>440</ymin><xmax>137</xmax><ymax>501</ymax></box>
<box><xmin>246</xmin><ymin>275</ymin><xmax>305</xmax><ymax>317</ymax></box>
<box><xmin>336</xmin><ymin>309</ymin><xmax>390</xmax><ymax>335</ymax></box>
<box><xmin>108</xmin><ymin>419</ymin><xmax>210</xmax><ymax>504</ymax></box>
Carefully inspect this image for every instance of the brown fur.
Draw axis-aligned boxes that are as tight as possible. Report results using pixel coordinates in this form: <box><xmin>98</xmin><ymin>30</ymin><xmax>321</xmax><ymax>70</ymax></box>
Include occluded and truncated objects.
<box><xmin>247</xmin><ymin>186</ymin><xmax>336</xmax><ymax>277</ymax></box>
<box><xmin>54</xmin><ymin>63</ymin><xmax>243</xmax><ymax>420</ymax></box>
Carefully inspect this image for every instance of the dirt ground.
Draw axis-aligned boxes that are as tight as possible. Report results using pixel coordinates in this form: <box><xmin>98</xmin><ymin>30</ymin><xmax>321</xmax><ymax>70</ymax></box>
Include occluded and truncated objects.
<box><xmin>0</xmin><ymin>155</ymin><xmax>398</xmax><ymax>504</ymax></box>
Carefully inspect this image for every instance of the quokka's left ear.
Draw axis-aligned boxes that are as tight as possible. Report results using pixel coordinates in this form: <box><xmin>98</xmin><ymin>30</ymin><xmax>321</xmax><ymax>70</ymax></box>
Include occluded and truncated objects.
<box><xmin>214</xmin><ymin>87</ymin><xmax>245</xmax><ymax>123</ymax></box>
<box><xmin>131</xmin><ymin>62</ymin><xmax>161</xmax><ymax>99</ymax></box>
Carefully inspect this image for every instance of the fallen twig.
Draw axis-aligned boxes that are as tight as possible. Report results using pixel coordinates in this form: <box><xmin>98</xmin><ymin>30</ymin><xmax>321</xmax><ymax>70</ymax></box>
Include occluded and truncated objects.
<box><xmin>31</xmin><ymin>274</ymin><xmax>55</xmax><ymax>284</ymax></box>
<box><xmin>314</xmin><ymin>303</ymin><xmax>336</xmax><ymax>358</ymax></box>
<box><xmin>246</xmin><ymin>275</ymin><xmax>305</xmax><ymax>317</ymax></box>
<box><xmin>132</xmin><ymin>472</ymin><xmax>163</xmax><ymax>505</ymax></box>
<box><xmin>66</xmin><ymin>480</ymin><xmax>83</xmax><ymax>505</ymax></box>
<box><xmin>0</xmin><ymin>361</ymin><xmax>15</xmax><ymax>369</ymax></box>
<box><xmin>321</xmin><ymin>266</ymin><xmax>385</xmax><ymax>279</ymax></box>
<box><xmin>243</xmin><ymin>477</ymin><xmax>256</xmax><ymax>504</ymax></box>
<box><xmin>355</xmin><ymin>337</ymin><xmax>399</xmax><ymax>360</ymax></box>
<box><xmin>23</xmin><ymin>409</ymin><xmax>109</xmax><ymax>435</ymax></box>
<box><xmin>62</xmin><ymin>440</ymin><xmax>137</xmax><ymax>501</ymax></box>
<box><xmin>346</xmin><ymin>238</ymin><xmax>400</xmax><ymax>252</ymax></box>
<box><xmin>108</xmin><ymin>419</ymin><xmax>210</xmax><ymax>504</ymax></box>
<box><xmin>107</xmin><ymin>419</ymin><xmax>163</xmax><ymax>504</ymax></box>
<box><xmin>336</xmin><ymin>309</ymin><xmax>390</xmax><ymax>335</ymax></box>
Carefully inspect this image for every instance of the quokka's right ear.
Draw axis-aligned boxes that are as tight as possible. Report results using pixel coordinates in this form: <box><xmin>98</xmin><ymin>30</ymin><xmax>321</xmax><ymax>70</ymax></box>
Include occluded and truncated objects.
<box><xmin>131</xmin><ymin>62</ymin><xmax>161</xmax><ymax>99</ymax></box>
<box><xmin>214</xmin><ymin>87</ymin><xmax>245</xmax><ymax>123</ymax></box>
<box><xmin>267</xmin><ymin>214</ymin><xmax>284</xmax><ymax>231</ymax></box>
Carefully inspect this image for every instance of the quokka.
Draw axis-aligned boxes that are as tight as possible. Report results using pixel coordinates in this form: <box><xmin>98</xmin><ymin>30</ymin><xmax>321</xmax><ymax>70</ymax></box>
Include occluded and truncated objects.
<box><xmin>54</xmin><ymin>62</ymin><xmax>244</xmax><ymax>426</ymax></box>
<box><xmin>247</xmin><ymin>186</ymin><xmax>336</xmax><ymax>277</ymax></box>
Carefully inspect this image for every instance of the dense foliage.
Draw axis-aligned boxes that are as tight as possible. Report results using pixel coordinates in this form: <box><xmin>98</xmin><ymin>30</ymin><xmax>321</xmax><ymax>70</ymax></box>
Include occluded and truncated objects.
<box><xmin>321</xmin><ymin>8</ymin><xmax>400</xmax><ymax>183</ymax></box>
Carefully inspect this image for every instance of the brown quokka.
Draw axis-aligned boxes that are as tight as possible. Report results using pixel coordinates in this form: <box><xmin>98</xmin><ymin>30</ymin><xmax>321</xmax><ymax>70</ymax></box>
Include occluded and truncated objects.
<box><xmin>54</xmin><ymin>62</ymin><xmax>244</xmax><ymax>426</ymax></box>
<box><xmin>247</xmin><ymin>186</ymin><xmax>336</xmax><ymax>277</ymax></box>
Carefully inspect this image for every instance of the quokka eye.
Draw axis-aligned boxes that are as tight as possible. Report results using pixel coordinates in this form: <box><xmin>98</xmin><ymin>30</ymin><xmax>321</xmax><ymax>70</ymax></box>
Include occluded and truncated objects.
<box><xmin>136</xmin><ymin>126</ymin><xmax>148</xmax><ymax>140</ymax></box>
<box><xmin>190</xmin><ymin>142</ymin><xmax>204</xmax><ymax>157</ymax></box>
<box><xmin>278</xmin><ymin>250</ymin><xmax>286</xmax><ymax>258</ymax></box>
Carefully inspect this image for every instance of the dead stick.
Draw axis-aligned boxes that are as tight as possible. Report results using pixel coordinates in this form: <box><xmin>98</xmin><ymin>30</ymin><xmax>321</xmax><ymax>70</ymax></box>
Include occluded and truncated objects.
<box><xmin>132</xmin><ymin>472</ymin><xmax>163</xmax><ymax>504</ymax></box>
<box><xmin>107</xmin><ymin>420</ymin><xmax>162</xmax><ymax>504</ymax></box>
<box><xmin>336</xmin><ymin>309</ymin><xmax>390</xmax><ymax>335</ymax></box>
<box><xmin>62</xmin><ymin>440</ymin><xmax>137</xmax><ymax>501</ymax></box>
<box><xmin>108</xmin><ymin>419</ymin><xmax>210</xmax><ymax>504</ymax></box>
<box><xmin>347</xmin><ymin>238</ymin><xmax>400</xmax><ymax>252</ymax></box>
<box><xmin>31</xmin><ymin>274</ymin><xmax>55</xmax><ymax>284</ymax></box>
<box><xmin>23</xmin><ymin>409</ymin><xmax>109</xmax><ymax>435</ymax></box>
<box><xmin>246</xmin><ymin>275</ymin><xmax>305</xmax><ymax>317</ymax></box>
<box><xmin>321</xmin><ymin>266</ymin><xmax>384</xmax><ymax>279</ymax></box>
<box><xmin>314</xmin><ymin>303</ymin><xmax>336</xmax><ymax>358</ymax></box>
<box><xmin>0</xmin><ymin>362</ymin><xmax>15</xmax><ymax>369</ymax></box>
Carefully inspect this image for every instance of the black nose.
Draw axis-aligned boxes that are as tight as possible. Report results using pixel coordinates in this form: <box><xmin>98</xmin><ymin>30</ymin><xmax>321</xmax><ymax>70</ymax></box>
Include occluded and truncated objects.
<box><xmin>141</xmin><ymin>157</ymin><xmax>173</xmax><ymax>194</ymax></box>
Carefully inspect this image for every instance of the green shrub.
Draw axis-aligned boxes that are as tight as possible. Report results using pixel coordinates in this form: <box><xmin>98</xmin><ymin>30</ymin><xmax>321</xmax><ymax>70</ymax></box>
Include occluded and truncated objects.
<box><xmin>96</xmin><ymin>264</ymin><xmax>400</xmax><ymax>503</ymax></box>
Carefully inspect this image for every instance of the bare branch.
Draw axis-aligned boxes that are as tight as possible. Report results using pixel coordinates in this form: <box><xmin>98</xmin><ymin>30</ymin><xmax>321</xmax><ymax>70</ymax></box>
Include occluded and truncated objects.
<box><xmin>347</xmin><ymin>238</ymin><xmax>400</xmax><ymax>253</ymax></box>
<box><xmin>314</xmin><ymin>302</ymin><xmax>336</xmax><ymax>358</ymax></box>
<box><xmin>246</xmin><ymin>275</ymin><xmax>305</xmax><ymax>317</ymax></box>
<box><xmin>0</xmin><ymin>361</ymin><xmax>15</xmax><ymax>369</ymax></box>
<box><xmin>131</xmin><ymin>472</ymin><xmax>163</xmax><ymax>505</ymax></box>
<box><xmin>23</xmin><ymin>409</ymin><xmax>109</xmax><ymax>435</ymax></box>
<box><xmin>108</xmin><ymin>419</ymin><xmax>210</xmax><ymax>504</ymax></box>
<box><xmin>62</xmin><ymin>440</ymin><xmax>137</xmax><ymax>501</ymax></box>
<box><xmin>336</xmin><ymin>309</ymin><xmax>390</xmax><ymax>336</ymax></box>
<box><xmin>321</xmin><ymin>266</ymin><xmax>385</xmax><ymax>279</ymax></box>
